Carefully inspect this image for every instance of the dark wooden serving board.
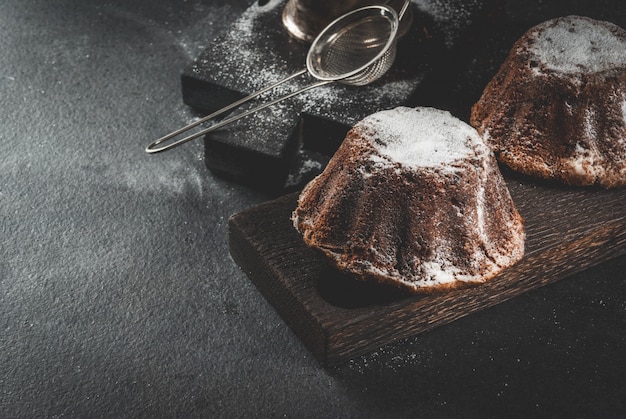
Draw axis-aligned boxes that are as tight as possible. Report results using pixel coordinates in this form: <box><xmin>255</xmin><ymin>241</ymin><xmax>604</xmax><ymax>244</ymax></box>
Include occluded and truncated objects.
<box><xmin>229</xmin><ymin>175</ymin><xmax>626</xmax><ymax>365</ymax></box>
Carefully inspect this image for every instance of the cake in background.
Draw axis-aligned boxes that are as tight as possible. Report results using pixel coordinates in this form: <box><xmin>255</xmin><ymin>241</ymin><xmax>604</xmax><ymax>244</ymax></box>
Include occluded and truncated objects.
<box><xmin>471</xmin><ymin>16</ymin><xmax>626</xmax><ymax>188</ymax></box>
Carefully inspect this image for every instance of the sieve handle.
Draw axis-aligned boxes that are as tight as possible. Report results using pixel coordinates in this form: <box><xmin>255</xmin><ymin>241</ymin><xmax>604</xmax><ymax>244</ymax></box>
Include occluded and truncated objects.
<box><xmin>385</xmin><ymin>0</ymin><xmax>411</xmax><ymax>21</ymax></box>
<box><xmin>398</xmin><ymin>0</ymin><xmax>410</xmax><ymax>20</ymax></box>
<box><xmin>146</xmin><ymin>68</ymin><xmax>311</xmax><ymax>154</ymax></box>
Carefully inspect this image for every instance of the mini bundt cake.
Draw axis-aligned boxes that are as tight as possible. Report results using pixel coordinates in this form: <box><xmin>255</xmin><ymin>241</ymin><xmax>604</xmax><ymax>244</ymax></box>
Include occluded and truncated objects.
<box><xmin>292</xmin><ymin>107</ymin><xmax>525</xmax><ymax>294</ymax></box>
<box><xmin>471</xmin><ymin>16</ymin><xmax>626</xmax><ymax>188</ymax></box>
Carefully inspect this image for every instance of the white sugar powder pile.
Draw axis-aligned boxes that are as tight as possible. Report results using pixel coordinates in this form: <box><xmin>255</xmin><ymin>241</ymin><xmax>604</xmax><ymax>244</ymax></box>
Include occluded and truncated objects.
<box><xmin>360</xmin><ymin>107</ymin><xmax>482</xmax><ymax>168</ymax></box>
<box><xmin>530</xmin><ymin>16</ymin><xmax>626</xmax><ymax>74</ymax></box>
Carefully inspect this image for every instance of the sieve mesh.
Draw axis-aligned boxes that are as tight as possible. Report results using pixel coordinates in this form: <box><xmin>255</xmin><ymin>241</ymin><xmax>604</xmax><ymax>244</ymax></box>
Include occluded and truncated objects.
<box><xmin>316</xmin><ymin>16</ymin><xmax>394</xmax><ymax>78</ymax></box>
<box><xmin>307</xmin><ymin>8</ymin><xmax>398</xmax><ymax>85</ymax></box>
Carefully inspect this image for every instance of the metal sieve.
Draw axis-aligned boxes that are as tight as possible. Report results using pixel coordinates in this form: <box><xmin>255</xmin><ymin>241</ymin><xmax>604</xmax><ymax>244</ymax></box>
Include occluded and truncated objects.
<box><xmin>146</xmin><ymin>1</ymin><xmax>410</xmax><ymax>154</ymax></box>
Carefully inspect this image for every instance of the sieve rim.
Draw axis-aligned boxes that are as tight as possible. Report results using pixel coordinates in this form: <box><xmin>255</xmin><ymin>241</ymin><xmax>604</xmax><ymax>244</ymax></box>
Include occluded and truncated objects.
<box><xmin>305</xmin><ymin>5</ymin><xmax>400</xmax><ymax>83</ymax></box>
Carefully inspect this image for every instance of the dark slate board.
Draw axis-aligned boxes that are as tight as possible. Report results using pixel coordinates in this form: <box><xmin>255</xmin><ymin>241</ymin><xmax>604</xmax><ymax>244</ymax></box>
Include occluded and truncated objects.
<box><xmin>229</xmin><ymin>176</ymin><xmax>626</xmax><ymax>365</ymax></box>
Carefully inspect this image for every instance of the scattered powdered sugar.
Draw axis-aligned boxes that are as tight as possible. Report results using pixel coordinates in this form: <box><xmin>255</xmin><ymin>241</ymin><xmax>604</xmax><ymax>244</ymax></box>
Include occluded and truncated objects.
<box><xmin>299</xmin><ymin>78</ymin><xmax>422</xmax><ymax>126</ymax></box>
<box><xmin>412</xmin><ymin>0</ymin><xmax>484</xmax><ymax>48</ymax></box>
<box><xmin>622</xmin><ymin>98</ymin><xmax>626</xmax><ymax>124</ymax></box>
<box><xmin>190</xmin><ymin>0</ymin><xmax>287</xmax><ymax>93</ymax></box>
<box><xmin>530</xmin><ymin>16</ymin><xmax>626</xmax><ymax>74</ymax></box>
<box><xmin>359</xmin><ymin>107</ymin><xmax>481</xmax><ymax>168</ymax></box>
<box><xmin>285</xmin><ymin>153</ymin><xmax>324</xmax><ymax>187</ymax></box>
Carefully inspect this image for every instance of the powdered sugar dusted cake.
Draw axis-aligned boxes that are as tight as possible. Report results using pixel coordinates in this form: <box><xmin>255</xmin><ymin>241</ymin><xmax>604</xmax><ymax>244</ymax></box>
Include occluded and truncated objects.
<box><xmin>471</xmin><ymin>16</ymin><xmax>626</xmax><ymax>188</ymax></box>
<box><xmin>292</xmin><ymin>107</ymin><xmax>525</xmax><ymax>294</ymax></box>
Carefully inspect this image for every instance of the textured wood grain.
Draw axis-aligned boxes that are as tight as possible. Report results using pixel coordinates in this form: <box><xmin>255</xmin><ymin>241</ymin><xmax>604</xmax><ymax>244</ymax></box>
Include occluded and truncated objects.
<box><xmin>229</xmin><ymin>174</ymin><xmax>626</xmax><ymax>365</ymax></box>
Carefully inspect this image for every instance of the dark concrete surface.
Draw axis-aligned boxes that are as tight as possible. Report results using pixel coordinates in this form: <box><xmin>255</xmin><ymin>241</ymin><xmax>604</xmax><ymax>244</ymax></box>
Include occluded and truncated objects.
<box><xmin>1</xmin><ymin>0</ymin><xmax>625</xmax><ymax>417</ymax></box>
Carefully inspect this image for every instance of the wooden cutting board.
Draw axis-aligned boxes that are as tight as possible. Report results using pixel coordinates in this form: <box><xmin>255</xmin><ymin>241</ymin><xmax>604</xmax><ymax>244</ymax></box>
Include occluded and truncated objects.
<box><xmin>229</xmin><ymin>174</ymin><xmax>626</xmax><ymax>365</ymax></box>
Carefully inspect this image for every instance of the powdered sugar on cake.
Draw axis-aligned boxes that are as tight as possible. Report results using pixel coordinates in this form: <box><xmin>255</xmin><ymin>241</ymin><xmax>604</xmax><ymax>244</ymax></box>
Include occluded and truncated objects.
<box><xmin>358</xmin><ymin>107</ymin><xmax>484</xmax><ymax>168</ymax></box>
<box><xmin>529</xmin><ymin>16</ymin><xmax>626</xmax><ymax>74</ymax></box>
<box><xmin>471</xmin><ymin>16</ymin><xmax>626</xmax><ymax>188</ymax></box>
<box><xmin>293</xmin><ymin>106</ymin><xmax>525</xmax><ymax>293</ymax></box>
